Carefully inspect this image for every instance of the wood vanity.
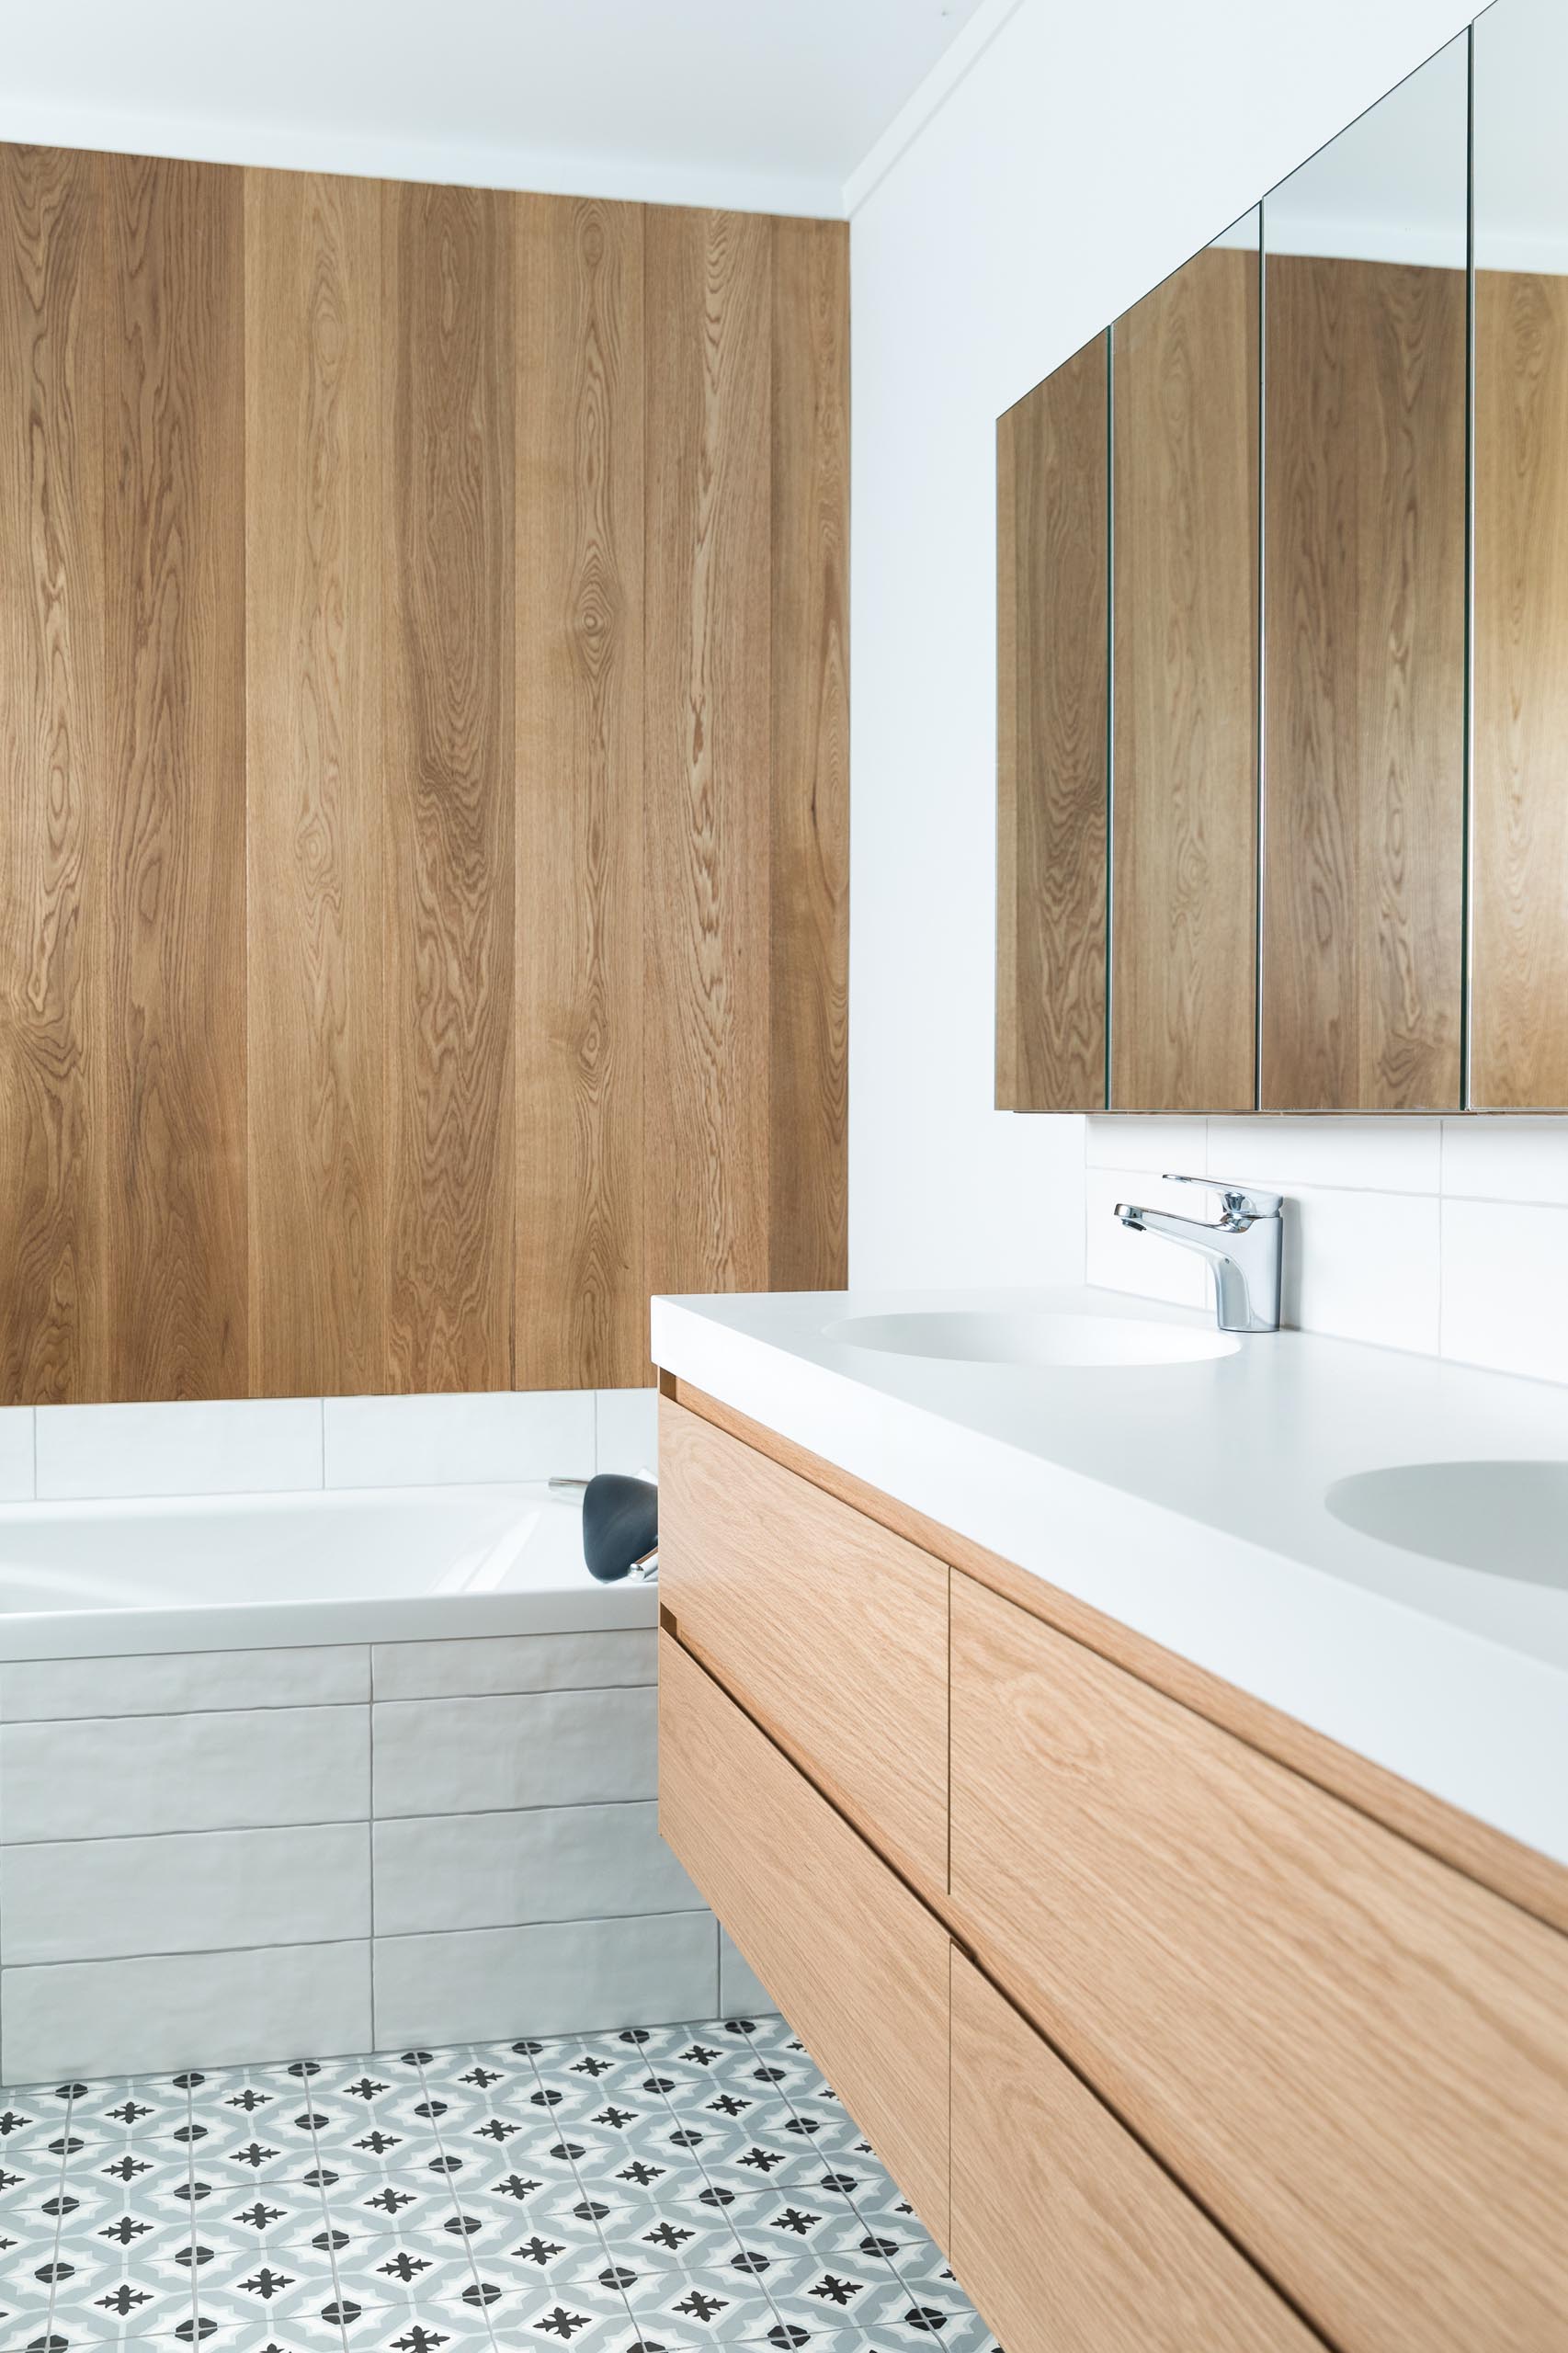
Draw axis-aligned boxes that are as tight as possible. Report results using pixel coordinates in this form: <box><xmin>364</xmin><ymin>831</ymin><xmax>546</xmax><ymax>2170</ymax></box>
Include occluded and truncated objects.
<box><xmin>656</xmin><ymin>1381</ymin><xmax>1568</xmax><ymax>2353</ymax></box>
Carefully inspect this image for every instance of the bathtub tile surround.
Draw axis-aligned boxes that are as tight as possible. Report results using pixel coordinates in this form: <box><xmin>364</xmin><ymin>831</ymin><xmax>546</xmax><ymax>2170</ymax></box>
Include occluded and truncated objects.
<box><xmin>0</xmin><ymin>2016</ymin><xmax>994</xmax><ymax>2353</ymax></box>
<box><xmin>1086</xmin><ymin>1114</ymin><xmax>1568</xmax><ymax>1381</ymax></box>
<box><xmin>15</xmin><ymin>1386</ymin><xmax>647</xmax><ymax>1505</ymax></box>
<box><xmin>0</xmin><ymin>1622</ymin><xmax>731</xmax><ymax>2083</ymax></box>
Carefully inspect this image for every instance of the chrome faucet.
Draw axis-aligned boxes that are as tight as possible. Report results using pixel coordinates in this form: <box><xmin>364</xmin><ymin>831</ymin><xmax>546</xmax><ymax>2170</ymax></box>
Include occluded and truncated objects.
<box><xmin>1113</xmin><ymin>1176</ymin><xmax>1284</xmax><ymax>1335</ymax></box>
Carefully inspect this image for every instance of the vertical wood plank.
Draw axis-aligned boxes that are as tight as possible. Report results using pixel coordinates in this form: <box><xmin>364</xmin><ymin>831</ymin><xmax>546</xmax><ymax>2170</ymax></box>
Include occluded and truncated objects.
<box><xmin>0</xmin><ymin>146</ymin><xmax>107</xmax><ymax>1404</ymax></box>
<box><xmin>515</xmin><ymin>195</ymin><xmax>646</xmax><ymax>1388</ymax></box>
<box><xmin>997</xmin><ymin>337</ymin><xmax>1108</xmax><ymax>1111</ymax></box>
<box><xmin>1472</xmin><ymin>268</ymin><xmax>1568</xmax><ymax>1108</ymax></box>
<box><xmin>643</xmin><ymin>207</ymin><xmax>773</xmax><ymax>1299</ymax></box>
<box><xmin>768</xmin><ymin>217</ymin><xmax>849</xmax><ymax>1290</ymax></box>
<box><xmin>1262</xmin><ymin>255</ymin><xmax>1465</xmax><ymax>1110</ymax></box>
<box><xmin>104</xmin><ymin>154</ymin><xmax>248</xmax><ymax>1399</ymax></box>
<box><xmin>244</xmin><ymin>168</ymin><xmax>386</xmax><ymax>1395</ymax></box>
<box><xmin>1112</xmin><ymin>245</ymin><xmax>1258</xmax><ymax>1112</ymax></box>
<box><xmin>383</xmin><ymin>182</ymin><xmax>516</xmax><ymax>1392</ymax></box>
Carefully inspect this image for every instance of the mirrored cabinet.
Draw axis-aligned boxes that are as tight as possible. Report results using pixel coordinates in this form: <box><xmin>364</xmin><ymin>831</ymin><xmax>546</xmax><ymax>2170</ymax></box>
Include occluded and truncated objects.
<box><xmin>999</xmin><ymin>0</ymin><xmax>1568</xmax><ymax>1113</ymax></box>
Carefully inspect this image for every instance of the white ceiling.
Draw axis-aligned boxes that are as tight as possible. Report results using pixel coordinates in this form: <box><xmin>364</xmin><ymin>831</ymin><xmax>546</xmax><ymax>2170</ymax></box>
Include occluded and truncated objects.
<box><xmin>0</xmin><ymin>0</ymin><xmax>992</xmax><ymax>217</ymax></box>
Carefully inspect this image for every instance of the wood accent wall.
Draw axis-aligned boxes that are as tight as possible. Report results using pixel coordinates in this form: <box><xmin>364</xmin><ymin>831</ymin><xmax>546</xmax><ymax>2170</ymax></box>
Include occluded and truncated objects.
<box><xmin>1111</xmin><ymin>246</ymin><xmax>1258</xmax><ymax>1112</ymax></box>
<box><xmin>996</xmin><ymin>335</ymin><xmax>1108</xmax><ymax>1112</ymax></box>
<box><xmin>0</xmin><ymin>146</ymin><xmax>848</xmax><ymax>1404</ymax></box>
<box><xmin>1261</xmin><ymin>254</ymin><xmax>1466</xmax><ymax>1111</ymax></box>
<box><xmin>1472</xmin><ymin>267</ymin><xmax>1568</xmax><ymax>1109</ymax></box>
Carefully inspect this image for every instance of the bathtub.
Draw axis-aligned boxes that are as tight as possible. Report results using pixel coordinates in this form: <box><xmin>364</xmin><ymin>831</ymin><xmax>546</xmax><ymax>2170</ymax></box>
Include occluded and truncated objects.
<box><xmin>0</xmin><ymin>1477</ymin><xmax>742</xmax><ymax>2086</ymax></box>
<box><xmin>0</xmin><ymin>1478</ymin><xmax>654</xmax><ymax>1658</ymax></box>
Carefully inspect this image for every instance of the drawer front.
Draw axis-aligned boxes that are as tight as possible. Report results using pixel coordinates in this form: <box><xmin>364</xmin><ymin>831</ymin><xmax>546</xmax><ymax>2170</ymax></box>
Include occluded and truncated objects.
<box><xmin>949</xmin><ymin>1572</ymin><xmax>1568</xmax><ymax>2353</ymax></box>
<box><xmin>659</xmin><ymin>1398</ymin><xmax>949</xmax><ymax>1895</ymax></box>
<box><xmin>950</xmin><ymin>1951</ymin><xmax>1316</xmax><ymax>2353</ymax></box>
<box><xmin>659</xmin><ymin>1631</ymin><xmax>949</xmax><ymax>2240</ymax></box>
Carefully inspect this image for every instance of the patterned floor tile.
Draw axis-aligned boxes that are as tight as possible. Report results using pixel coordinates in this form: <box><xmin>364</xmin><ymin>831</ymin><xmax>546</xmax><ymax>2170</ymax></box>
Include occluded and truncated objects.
<box><xmin>0</xmin><ymin>2019</ymin><xmax>994</xmax><ymax>2353</ymax></box>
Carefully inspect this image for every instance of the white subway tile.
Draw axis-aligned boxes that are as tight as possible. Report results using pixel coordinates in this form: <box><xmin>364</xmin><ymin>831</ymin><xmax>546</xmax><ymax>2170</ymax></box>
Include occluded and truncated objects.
<box><xmin>1</xmin><ymin>1823</ymin><xmax>369</xmax><ymax>1965</ymax></box>
<box><xmin>324</xmin><ymin>1391</ymin><xmax>594</xmax><ymax>1487</ymax></box>
<box><xmin>0</xmin><ymin>1645</ymin><xmax>369</xmax><ymax>1722</ymax></box>
<box><xmin>372</xmin><ymin>1912</ymin><xmax>717</xmax><ymax>2048</ymax></box>
<box><xmin>371</xmin><ymin>1688</ymin><xmax>656</xmax><ymax>1818</ymax></box>
<box><xmin>596</xmin><ymin>1388</ymin><xmax>659</xmax><ymax>1477</ymax></box>
<box><xmin>1442</xmin><ymin>1117</ymin><xmax>1568</xmax><ymax>1206</ymax></box>
<box><xmin>1441</xmin><ymin>1199</ymin><xmax>1568</xmax><ymax>1384</ymax></box>
<box><xmin>371</xmin><ymin>1631</ymin><xmax>654</xmax><ymax>1702</ymax></box>
<box><xmin>34</xmin><ymin>1398</ymin><xmax>323</xmax><ymax>1502</ymax></box>
<box><xmin>372</xmin><ymin>1802</ymin><xmax>703</xmax><ymax>1937</ymax></box>
<box><xmin>0</xmin><ymin>1409</ymin><xmax>33</xmax><ymax>1500</ymax></box>
<box><xmin>1207</xmin><ymin>1117</ymin><xmax>1441</xmax><ymax>1196</ymax></box>
<box><xmin>1085</xmin><ymin>1116</ymin><xmax>1207</xmax><ymax>1174</ymax></box>
<box><xmin>1287</xmin><ymin>1187</ymin><xmax>1440</xmax><ymax>1355</ymax></box>
<box><xmin>0</xmin><ymin>1705</ymin><xmax>369</xmax><ymax>1843</ymax></box>
<box><xmin>719</xmin><ymin>1929</ymin><xmax>779</xmax><ymax>2019</ymax></box>
<box><xmin>1085</xmin><ymin>1168</ymin><xmax>1209</xmax><ymax>1308</ymax></box>
<box><xmin>1</xmin><ymin>1941</ymin><xmax>371</xmax><ymax>2082</ymax></box>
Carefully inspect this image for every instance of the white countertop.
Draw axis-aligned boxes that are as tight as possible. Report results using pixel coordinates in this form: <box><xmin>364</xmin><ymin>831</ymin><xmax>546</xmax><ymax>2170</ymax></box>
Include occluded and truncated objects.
<box><xmin>651</xmin><ymin>1285</ymin><xmax>1568</xmax><ymax>1870</ymax></box>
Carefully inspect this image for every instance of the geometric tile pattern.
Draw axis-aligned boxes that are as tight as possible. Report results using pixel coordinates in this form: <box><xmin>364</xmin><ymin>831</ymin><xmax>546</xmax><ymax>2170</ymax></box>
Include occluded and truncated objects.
<box><xmin>0</xmin><ymin>2013</ymin><xmax>998</xmax><ymax>2353</ymax></box>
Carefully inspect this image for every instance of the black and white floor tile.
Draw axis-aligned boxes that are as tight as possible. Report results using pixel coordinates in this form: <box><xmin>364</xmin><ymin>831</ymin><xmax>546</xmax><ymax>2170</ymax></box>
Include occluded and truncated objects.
<box><xmin>0</xmin><ymin>2014</ymin><xmax>999</xmax><ymax>2353</ymax></box>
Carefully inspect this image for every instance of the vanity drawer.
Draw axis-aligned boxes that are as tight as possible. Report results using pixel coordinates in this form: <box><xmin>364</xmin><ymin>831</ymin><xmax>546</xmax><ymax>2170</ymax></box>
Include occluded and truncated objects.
<box><xmin>949</xmin><ymin>1572</ymin><xmax>1568</xmax><ymax>2353</ymax></box>
<box><xmin>950</xmin><ymin>1950</ymin><xmax>1317</xmax><ymax>2353</ymax></box>
<box><xmin>658</xmin><ymin>1398</ymin><xmax>949</xmax><ymax>1896</ymax></box>
<box><xmin>659</xmin><ymin>1630</ymin><xmax>950</xmax><ymax>2239</ymax></box>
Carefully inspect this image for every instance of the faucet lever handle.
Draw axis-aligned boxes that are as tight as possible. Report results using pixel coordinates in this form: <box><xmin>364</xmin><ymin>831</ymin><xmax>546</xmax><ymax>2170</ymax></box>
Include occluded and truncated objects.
<box><xmin>1161</xmin><ymin>1172</ymin><xmax>1283</xmax><ymax>1219</ymax></box>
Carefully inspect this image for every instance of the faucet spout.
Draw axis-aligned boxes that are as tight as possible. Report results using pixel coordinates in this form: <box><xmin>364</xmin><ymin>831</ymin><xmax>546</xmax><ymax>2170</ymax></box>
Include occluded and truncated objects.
<box><xmin>1112</xmin><ymin>1177</ymin><xmax>1284</xmax><ymax>1336</ymax></box>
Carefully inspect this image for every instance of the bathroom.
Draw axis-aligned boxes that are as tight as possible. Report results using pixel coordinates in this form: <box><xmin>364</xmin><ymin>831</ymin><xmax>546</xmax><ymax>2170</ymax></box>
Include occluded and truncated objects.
<box><xmin>2</xmin><ymin>0</ymin><xmax>1565</xmax><ymax>2347</ymax></box>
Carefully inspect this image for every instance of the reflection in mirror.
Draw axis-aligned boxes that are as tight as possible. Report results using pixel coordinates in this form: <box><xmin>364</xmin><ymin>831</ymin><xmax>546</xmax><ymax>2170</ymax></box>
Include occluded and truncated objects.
<box><xmin>996</xmin><ymin>335</ymin><xmax>1108</xmax><ymax>1111</ymax></box>
<box><xmin>1473</xmin><ymin>0</ymin><xmax>1568</xmax><ymax>1107</ymax></box>
<box><xmin>1111</xmin><ymin>210</ymin><xmax>1258</xmax><ymax>1111</ymax></box>
<box><xmin>1262</xmin><ymin>36</ymin><xmax>1468</xmax><ymax>1109</ymax></box>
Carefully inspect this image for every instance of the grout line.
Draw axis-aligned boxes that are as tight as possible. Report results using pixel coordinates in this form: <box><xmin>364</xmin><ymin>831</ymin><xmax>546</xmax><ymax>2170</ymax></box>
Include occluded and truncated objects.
<box><xmin>40</xmin><ymin>2078</ymin><xmax>76</xmax><ymax>2351</ymax></box>
<box><xmin>296</xmin><ymin>2064</ymin><xmax>355</xmax><ymax>2353</ymax></box>
<box><xmin>403</xmin><ymin>2045</ymin><xmax>503</xmax><ymax>2351</ymax></box>
<box><xmin>180</xmin><ymin>2070</ymin><xmax>202</xmax><ymax>2350</ymax></box>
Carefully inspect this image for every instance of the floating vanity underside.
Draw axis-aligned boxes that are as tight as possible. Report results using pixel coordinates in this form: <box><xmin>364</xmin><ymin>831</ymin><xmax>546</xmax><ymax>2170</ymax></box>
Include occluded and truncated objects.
<box><xmin>655</xmin><ymin>1381</ymin><xmax>1568</xmax><ymax>2353</ymax></box>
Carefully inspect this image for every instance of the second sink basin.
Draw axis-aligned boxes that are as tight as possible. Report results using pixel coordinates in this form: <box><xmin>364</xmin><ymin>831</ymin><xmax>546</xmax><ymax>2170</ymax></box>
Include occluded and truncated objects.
<box><xmin>1325</xmin><ymin>1461</ymin><xmax>1568</xmax><ymax>1588</ymax></box>
<box><xmin>824</xmin><ymin>1309</ymin><xmax>1239</xmax><ymax>1369</ymax></box>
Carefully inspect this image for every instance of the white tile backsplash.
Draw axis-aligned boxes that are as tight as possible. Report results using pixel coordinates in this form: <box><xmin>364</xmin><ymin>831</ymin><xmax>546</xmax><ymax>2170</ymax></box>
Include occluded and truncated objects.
<box><xmin>372</xmin><ymin>1802</ymin><xmax>702</xmax><ymax>1937</ymax></box>
<box><xmin>372</xmin><ymin>1688</ymin><xmax>658</xmax><ymax>1817</ymax></box>
<box><xmin>323</xmin><ymin>1389</ymin><xmax>594</xmax><ymax>1487</ymax></box>
<box><xmin>370</xmin><ymin>1630</ymin><xmax>656</xmax><ymax>1702</ymax></box>
<box><xmin>34</xmin><ymin>1397</ymin><xmax>324</xmax><ymax>1501</ymax></box>
<box><xmin>596</xmin><ymin>1385</ymin><xmax>659</xmax><ymax>1476</ymax></box>
<box><xmin>0</xmin><ymin>1407</ymin><xmax>33</xmax><ymax>1498</ymax></box>
<box><xmin>1087</xmin><ymin>1114</ymin><xmax>1568</xmax><ymax>1382</ymax></box>
<box><xmin>0</xmin><ymin>1645</ymin><xmax>369</xmax><ymax>1722</ymax></box>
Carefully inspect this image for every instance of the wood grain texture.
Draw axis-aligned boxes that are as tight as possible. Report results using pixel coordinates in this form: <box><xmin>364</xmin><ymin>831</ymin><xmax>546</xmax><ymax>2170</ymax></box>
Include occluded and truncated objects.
<box><xmin>660</xmin><ymin>1631</ymin><xmax>951</xmax><ymax>2240</ymax></box>
<box><xmin>643</xmin><ymin>207</ymin><xmax>774</xmax><ymax>1298</ymax></box>
<box><xmin>667</xmin><ymin>1378</ymin><xmax>1568</xmax><ymax>1938</ymax></box>
<box><xmin>1472</xmin><ymin>267</ymin><xmax>1568</xmax><ymax>1108</ymax></box>
<box><xmin>1262</xmin><ymin>255</ymin><xmax>1465</xmax><ymax>1110</ymax></box>
<box><xmin>950</xmin><ymin>1951</ymin><xmax>1320</xmax><ymax>2353</ymax></box>
<box><xmin>1112</xmin><ymin>246</ymin><xmax>1257</xmax><ymax>1111</ymax></box>
<box><xmin>996</xmin><ymin>335</ymin><xmax>1108</xmax><ymax>1110</ymax></box>
<box><xmin>767</xmin><ymin>217</ymin><xmax>849</xmax><ymax>1288</ymax></box>
<box><xmin>244</xmin><ymin>168</ymin><xmax>386</xmax><ymax>1395</ymax></box>
<box><xmin>384</xmin><ymin>180</ymin><xmax>516</xmax><ymax>1391</ymax></box>
<box><xmin>949</xmin><ymin>1574</ymin><xmax>1568</xmax><ymax>2353</ymax></box>
<box><xmin>659</xmin><ymin>1396</ymin><xmax>949</xmax><ymax>1898</ymax></box>
<box><xmin>515</xmin><ymin>195</ymin><xmax>646</xmax><ymax>1388</ymax></box>
<box><xmin>0</xmin><ymin>147</ymin><xmax>107</xmax><ymax>1404</ymax></box>
<box><xmin>104</xmin><ymin>154</ymin><xmax>248</xmax><ymax>1399</ymax></box>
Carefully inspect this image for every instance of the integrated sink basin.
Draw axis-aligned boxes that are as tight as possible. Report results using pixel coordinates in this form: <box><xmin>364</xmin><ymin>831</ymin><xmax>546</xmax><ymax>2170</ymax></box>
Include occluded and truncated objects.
<box><xmin>824</xmin><ymin>1309</ymin><xmax>1240</xmax><ymax>1369</ymax></box>
<box><xmin>1325</xmin><ymin>1461</ymin><xmax>1568</xmax><ymax>1588</ymax></box>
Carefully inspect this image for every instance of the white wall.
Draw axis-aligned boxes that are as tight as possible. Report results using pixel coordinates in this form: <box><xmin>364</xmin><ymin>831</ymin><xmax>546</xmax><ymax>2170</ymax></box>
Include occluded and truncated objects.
<box><xmin>846</xmin><ymin>0</ymin><xmax>1568</xmax><ymax>1383</ymax></box>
